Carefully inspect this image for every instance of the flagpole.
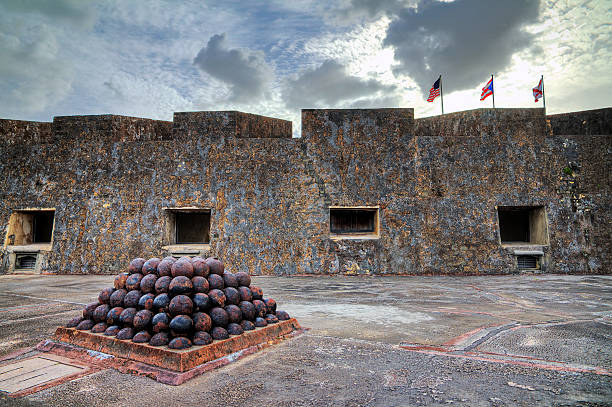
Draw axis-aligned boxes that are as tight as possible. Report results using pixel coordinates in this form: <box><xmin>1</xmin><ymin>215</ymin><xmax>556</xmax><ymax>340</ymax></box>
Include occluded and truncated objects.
<box><xmin>440</xmin><ymin>75</ymin><xmax>444</xmax><ymax>115</ymax></box>
<box><xmin>491</xmin><ymin>74</ymin><xmax>495</xmax><ymax>109</ymax></box>
<box><xmin>541</xmin><ymin>75</ymin><xmax>546</xmax><ymax>111</ymax></box>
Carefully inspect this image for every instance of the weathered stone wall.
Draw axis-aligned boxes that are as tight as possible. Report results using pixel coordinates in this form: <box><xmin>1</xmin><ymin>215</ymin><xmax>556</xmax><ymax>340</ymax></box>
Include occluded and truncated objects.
<box><xmin>547</xmin><ymin>108</ymin><xmax>612</xmax><ymax>136</ymax></box>
<box><xmin>0</xmin><ymin>107</ymin><xmax>609</xmax><ymax>275</ymax></box>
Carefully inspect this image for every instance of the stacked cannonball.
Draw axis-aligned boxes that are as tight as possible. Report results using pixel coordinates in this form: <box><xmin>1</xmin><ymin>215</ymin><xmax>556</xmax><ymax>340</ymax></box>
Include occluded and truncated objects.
<box><xmin>65</xmin><ymin>256</ymin><xmax>291</xmax><ymax>350</ymax></box>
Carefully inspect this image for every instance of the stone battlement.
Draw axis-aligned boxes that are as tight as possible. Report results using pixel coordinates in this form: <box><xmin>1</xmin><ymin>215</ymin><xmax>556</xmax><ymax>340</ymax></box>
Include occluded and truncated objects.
<box><xmin>3</xmin><ymin>107</ymin><xmax>610</xmax><ymax>143</ymax></box>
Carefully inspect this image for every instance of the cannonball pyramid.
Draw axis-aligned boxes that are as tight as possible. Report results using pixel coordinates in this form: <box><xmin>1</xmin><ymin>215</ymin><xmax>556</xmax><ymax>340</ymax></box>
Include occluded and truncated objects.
<box><xmin>65</xmin><ymin>256</ymin><xmax>291</xmax><ymax>350</ymax></box>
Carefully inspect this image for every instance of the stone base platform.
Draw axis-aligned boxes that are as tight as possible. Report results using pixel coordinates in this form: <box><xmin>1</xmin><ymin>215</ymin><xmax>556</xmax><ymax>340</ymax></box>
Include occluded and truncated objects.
<box><xmin>41</xmin><ymin>319</ymin><xmax>302</xmax><ymax>385</ymax></box>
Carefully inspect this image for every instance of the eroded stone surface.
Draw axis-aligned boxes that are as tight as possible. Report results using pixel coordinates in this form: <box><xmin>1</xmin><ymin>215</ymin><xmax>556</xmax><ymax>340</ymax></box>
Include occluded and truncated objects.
<box><xmin>0</xmin><ymin>108</ymin><xmax>609</xmax><ymax>275</ymax></box>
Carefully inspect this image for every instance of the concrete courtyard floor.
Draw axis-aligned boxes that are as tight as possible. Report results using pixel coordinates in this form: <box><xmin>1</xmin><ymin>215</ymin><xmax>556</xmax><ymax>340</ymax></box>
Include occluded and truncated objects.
<box><xmin>0</xmin><ymin>273</ymin><xmax>610</xmax><ymax>406</ymax></box>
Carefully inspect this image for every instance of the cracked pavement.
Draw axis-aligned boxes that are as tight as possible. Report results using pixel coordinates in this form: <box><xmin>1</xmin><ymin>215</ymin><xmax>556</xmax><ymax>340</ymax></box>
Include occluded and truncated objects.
<box><xmin>0</xmin><ymin>273</ymin><xmax>610</xmax><ymax>406</ymax></box>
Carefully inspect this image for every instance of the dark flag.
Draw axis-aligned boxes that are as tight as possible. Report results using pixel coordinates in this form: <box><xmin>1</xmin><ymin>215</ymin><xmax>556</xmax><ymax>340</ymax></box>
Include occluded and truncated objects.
<box><xmin>427</xmin><ymin>76</ymin><xmax>441</xmax><ymax>102</ymax></box>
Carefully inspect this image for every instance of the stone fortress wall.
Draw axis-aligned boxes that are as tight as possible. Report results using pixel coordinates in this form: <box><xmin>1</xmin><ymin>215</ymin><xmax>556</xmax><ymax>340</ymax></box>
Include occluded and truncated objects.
<box><xmin>0</xmin><ymin>107</ymin><xmax>609</xmax><ymax>275</ymax></box>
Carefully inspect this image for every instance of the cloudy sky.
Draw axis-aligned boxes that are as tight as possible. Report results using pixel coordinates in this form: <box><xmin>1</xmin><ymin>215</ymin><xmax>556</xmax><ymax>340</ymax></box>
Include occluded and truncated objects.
<box><xmin>0</xmin><ymin>0</ymin><xmax>610</xmax><ymax>135</ymax></box>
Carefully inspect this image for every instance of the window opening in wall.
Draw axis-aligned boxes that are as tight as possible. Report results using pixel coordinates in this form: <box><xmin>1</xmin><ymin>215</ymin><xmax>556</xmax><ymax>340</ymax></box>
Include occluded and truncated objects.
<box><xmin>330</xmin><ymin>207</ymin><xmax>379</xmax><ymax>237</ymax></box>
<box><xmin>33</xmin><ymin>211</ymin><xmax>54</xmax><ymax>243</ymax></box>
<box><xmin>176</xmin><ymin>212</ymin><xmax>210</xmax><ymax>244</ymax></box>
<box><xmin>165</xmin><ymin>209</ymin><xmax>211</xmax><ymax>245</ymax></box>
<box><xmin>5</xmin><ymin>209</ymin><xmax>55</xmax><ymax>246</ymax></box>
<box><xmin>497</xmin><ymin>206</ymin><xmax>548</xmax><ymax>245</ymax></box>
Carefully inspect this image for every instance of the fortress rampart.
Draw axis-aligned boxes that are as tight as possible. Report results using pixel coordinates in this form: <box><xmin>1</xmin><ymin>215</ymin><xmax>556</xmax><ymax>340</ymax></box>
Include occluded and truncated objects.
<box><xmin>1</xmin><ymin>107</ymin><xmax>609</xmax><ymax>275</ymax></box>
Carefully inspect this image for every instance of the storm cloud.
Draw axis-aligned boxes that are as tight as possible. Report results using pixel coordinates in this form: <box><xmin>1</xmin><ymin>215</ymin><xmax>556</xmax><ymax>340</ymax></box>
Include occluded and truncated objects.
<box><xmin>383</xmin><ymin>0</ymin><xmax>541</xmax><ymax>94</ymax></box>
<box><xmin>283</xmin><ymin>59</ymin><xmax>399</xmax><ymax>109</ymax></box>
<box><xmin>193</xmin><ymin>33</ymin><xmax>272</xmax><ymax>102</ymax></box>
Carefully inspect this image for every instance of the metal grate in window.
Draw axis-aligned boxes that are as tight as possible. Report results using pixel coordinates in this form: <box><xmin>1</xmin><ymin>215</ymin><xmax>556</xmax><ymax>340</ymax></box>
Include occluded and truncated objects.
<box><xmin>517</xmin><ymin>255</ymin><xmax>539</xmax><ymax>270</ymax></box>
<box><xmin>330</xmin><ymin>209</ymin><xmax>376</xmax><ymax>234</ymax></box>
<box><xmin>16</xmin><ymin>254</ymin><xmax>37</xmax><ymax>270</ymax></box>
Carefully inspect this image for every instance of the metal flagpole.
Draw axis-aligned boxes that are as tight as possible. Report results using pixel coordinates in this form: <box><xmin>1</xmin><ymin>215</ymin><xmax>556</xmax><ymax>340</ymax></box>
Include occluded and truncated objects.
<box><xmin>440</xmin><ymin>75</ymin><xmax>444</xmax><ymax>115</ymax></box>
<box><xmin>491</xmin><ymin>74</ymin><xmax>495</xmax><ymax>109</ymax></box>
<box><xmin>541</xmin><ymin>75</ymin><xmax>546</xmax><ymax>111</ymax></box>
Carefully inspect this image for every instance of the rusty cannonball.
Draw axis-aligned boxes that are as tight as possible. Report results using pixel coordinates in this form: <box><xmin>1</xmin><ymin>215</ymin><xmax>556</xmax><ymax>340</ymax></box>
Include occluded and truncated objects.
<box><xmin>169</xmin><ymin>276</ymin><xmax>193</xmax><ymax>296</ymax></box>
<box><xmin>150</xmin><ymin>332</ymin><xmax>170</xmax><ymax>346</ymax></box>
<box><xmin>192</xmin><ymin>276</ymin><xmax>209</xmax><ymax>293</ymax></box>
<box><xmin>210</xmin><ymin>307</ymin><xmax>229</xmax><ymax>327</ymax></box>
<box><xmin>169</xmin><ymin>314</ymin><xmax>193</xmax><ymax>335</ymax></box>
<box><xmin>207</xmin><ymin>274</ymin><xmax>224</xmax><ymax>290</ymax></box>
<box><xmin>208</xmin><ymin>289</ymin><xmax>226</xmax><ymax>308</ymax></box>
<box><xmin>264</xmin><ymin>298</ymin><xmax>277</xmax><ymax>314</ymax></box>
<box><xmin>254</xmin><ymin>317</ymin><xmax>267</xmax><ymax>327</ymax></box>
<box><xmin>239</xmin><ymin>301</ymin><xmax>256</xmax><ymax>321</ymax></box>
<box><xmin>153</xmin><ymin>293</ymin><xmax>170</xmax><ymax>312</ymax></box>
<box><xmin>193</xmin><ymin>312</ymin><xmax>212</xmax><ymax>332</ymax></box>
<box><xmin>91</xmin><ymin>322</ymin><xmax>107</xmax><ymax>333</ymax></box>
<box><xmin>114</xmin><ymin>272</ymin><xmax>129</xmax><ymax>289</ymax></box>
<box><xmin>240</xmin><ymin>320</ymin><xmax>255</xmax><ymax>331</ymax></box>
<box><xmin>224</xmin><ymin>287</ymin><xmax>240</xmax><ymax>305</ymax></box>
<box><xmin>238</xmin><ymin>286</ymin><xmax>252</xmax><ymax>302</ymax></box>
<box><xmin>83</xmin><ymin>302</ymin><xmax>99</xmax><ymax>319</ymax></box>
<box><xmin>152</xmin><ymin>312</ymin><xmax>170</xmax><ymax>333</ymax></box>
<box><xmin>93</xmin><ymin>304</ymin><xmax>110</xmax><ymax>322</ymax></box>
<box><xmin>276</xmin><ymin>310</ymin><xmax>290</xmax><ymax>321</ymax></box>
<box><xmin>119</xmin><ymin>307</ymin><xmax>137</xmax><ymax>326</ymax></box>
<box><xmin>142</xmin><ymin>258</ymin><xmax>161</xmax><ymax>276</ymax></box>
<box><xmin>116</xmin><ymin>327</ymin><xmax>135</xmax><ymax>340</ymax></box>
<box><xmin>104</xmin><ymin>325</ymin><xmax>121</xmax><ymax>336</ymax></box>
<box><xmin>123</xmin><ymin>290</ymin><xmax>142</xmax><ymax>308</ymax></box>
<box><xmin>125</xmin><ymin>272</ymin><xmax>143</xmax><ymax>291</ymax></box>
<box><xmin>157</xmin><ymin>258</ymin><xmax>174</xmax><ymax>277</ymax></box>
<box><xmin>155</xmin><ymin>275</ymin><xmax>171</xmax><ymax>293</ymax></box>
<box><xmin>66</xmin><ymin>316</ymin><xmax>83</xmax><ymax>328</ymax></box>
<box><xmin>128</xmin><ymin>258</ymin><xmax>146</xmax><ymax>274</ymax></box>
<box><xmin>250</xmin><ymin>286</ymin><xmax>263</xmax><ymax>300</ymax></box>
<box><xmin>126</xmin><ymin>273</ymin><xmax>143</xmax><ymax>291</ymax></box>
<box><xmin>235</xmin><ymin>272</ymin><xmax>251</xmax><ymax>287</ymax></box>
<box><xmin>223</xmin><ymin>272</ymin><xmax>238</xmax><ymax>288</ymax></box>
<box><xmin>106</xmin><ymin>307</ymin><xmax>124</xmax><ymax>325</ymax></box>
<box><xmin>211</xmin><ymin>327</ymin><xmax>229</xmax><ymax>340</ymax></box>
<box><xmin>168</xmin><ymin>337</ymin><xmax>192</xmax><ymax>349</ymax></box>
<box><xmin>138</xmin><ymin>293</ymin><xmax>155</xmax><ymax>310</ymax></box>
<box><xmin>109</xmin><ymin>289</ymin><xmax>127</xmax><ymax>307</ymax></box>
<box><xmin>98</xmin><ymin>287</ymin><xmax>114</xmax><ymax>304</ymax></box>
<box><xmin>192</xmin><ymin>293</ymin><xmax>211</xmax><ymax>312</ymax></box>
<box><xmin>225</xmin><ymin>305</ymin><xmax>242</xmax><ymax>324</ymax></box>
<box><xmin>252</xmin><ymin>300</ymin><xmax>267</xmax><ymax>318</ymax></box>
<box><xmin>192</xmin><ymin>257</ymin><xmax>210</xmax><ymax>278</ymax></box>
<box><xmin>171</xmin><ymin>257</ymin><xmax>194</xmax><ymax>278</ymax></box>
<box><xmin>162</xmin><ymin>256</ymin><xmax>176</xmax><ymax>263</ymax></box>
<box><xmin>168</xmin><ymin>295</ymin><xmax>193</xmax><ymax>316</ymax></box>
<box><xmin>140</xmin><ymin>274</ymin><xmax>157</xmax><ymax>293</ymax></box>
<box><xmin>132</xmin><ymin>330</ymin><xmax>151</xmax><ymax>343</ymax></box>
<box><xmin>227</xmin><ymin>323</ymin><xmax>244</xmax><ymax>336</ymax></box>
<box><xmin>193</xmin><ymin>331</ymin><xmax>213</xmax><ymax>346</ymax></box>
<box><xmin>265</xmin><ymin>314</ymin><xmax>279</xmax><ymax>324</ymax></box>
<box><xmin>133</xmin><ymin>309</ymin><xmax>153</xmax><ymax>330</ymax></box>
<box><xmin>206</xmin><ymin>257</ymin><xmax>225</xmax><ymax>275</ymax></box>
<box><xmin>77</xmin><ymin>319</ymin><xmax>94</xmax><ymax>330</ymax></box>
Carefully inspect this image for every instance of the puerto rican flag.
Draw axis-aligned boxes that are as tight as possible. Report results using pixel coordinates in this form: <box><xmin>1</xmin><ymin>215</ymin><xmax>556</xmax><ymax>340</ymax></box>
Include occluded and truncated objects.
<box><xmin>533</xmin><ymin>77</ymin><xmax>543</xmax><ymax>102</ymax></box>
<box><xmin>480</xmin><ymin>77</ymin><xmax>493</xmax><ymax>101</ymax></box>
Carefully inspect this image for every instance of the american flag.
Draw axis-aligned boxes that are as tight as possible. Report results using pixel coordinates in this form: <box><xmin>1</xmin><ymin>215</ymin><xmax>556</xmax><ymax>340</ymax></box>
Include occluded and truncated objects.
<box><xmin>533</xmin><ymin>77</ymin><xmax>543</xmax><ymax>102</ymax></box>
<box><xmin>480</xmin><ymin>76</ymin><xmax>494</xmax><ymax>101</ymax></box>
<box><xmin>427</xmin><ymin>76</ymin><xmax>441</xmax><ymax>102</ymax></box>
